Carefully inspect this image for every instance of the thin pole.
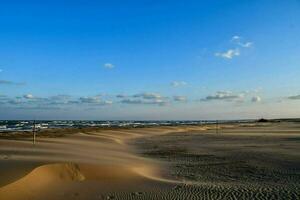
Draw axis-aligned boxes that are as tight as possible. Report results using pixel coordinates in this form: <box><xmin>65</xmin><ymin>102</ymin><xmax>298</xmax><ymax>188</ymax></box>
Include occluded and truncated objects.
<box><xmin>32</xmin><ymin>120</ymin><xmax>36</xmax><ymax>145</ymax></box>
<box><xmin>216</xmin><ymin>120</ymin><xmax>218</xmax><ymax>134</ymax></box>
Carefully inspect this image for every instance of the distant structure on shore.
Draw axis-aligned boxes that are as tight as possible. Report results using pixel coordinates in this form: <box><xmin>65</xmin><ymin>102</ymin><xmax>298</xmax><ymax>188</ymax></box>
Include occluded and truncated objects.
<box><xmin>257</xmin><ymin>118</ymin><xmax>269</xmax><ymax>123</ymax></box>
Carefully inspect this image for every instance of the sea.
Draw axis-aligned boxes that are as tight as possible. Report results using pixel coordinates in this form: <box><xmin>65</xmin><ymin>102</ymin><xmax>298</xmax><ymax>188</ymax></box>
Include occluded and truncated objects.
<box><xmin>0</xmin><ymin>119</ymin><xmax>255</xmax><ymax>132</ymax></box>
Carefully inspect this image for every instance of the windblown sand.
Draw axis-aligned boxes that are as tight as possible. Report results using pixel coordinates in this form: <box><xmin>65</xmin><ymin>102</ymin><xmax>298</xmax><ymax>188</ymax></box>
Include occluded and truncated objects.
<box><xmin>0</xmin><ymin>122</ymin><xmax>299</xmax><ymax>199</ymax></box>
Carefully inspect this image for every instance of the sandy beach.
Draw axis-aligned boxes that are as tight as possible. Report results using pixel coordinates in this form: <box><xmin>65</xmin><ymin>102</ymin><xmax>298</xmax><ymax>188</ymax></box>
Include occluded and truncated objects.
<box><xmin>0</xmin><ymin>121</ymin><xmax>299</xmax><ymax>200</ymax></box>
<box><xmin>1</xmin><ymin>1</ymin><xmax>299</xmax><ymax>199</ymax></box>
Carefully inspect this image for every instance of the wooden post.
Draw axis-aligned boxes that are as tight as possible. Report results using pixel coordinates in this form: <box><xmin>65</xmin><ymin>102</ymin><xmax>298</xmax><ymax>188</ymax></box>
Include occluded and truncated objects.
<box><xmin>32</xmin><ymin>120</ymin><xmax>36</xmax><ymax>145</ymax></box>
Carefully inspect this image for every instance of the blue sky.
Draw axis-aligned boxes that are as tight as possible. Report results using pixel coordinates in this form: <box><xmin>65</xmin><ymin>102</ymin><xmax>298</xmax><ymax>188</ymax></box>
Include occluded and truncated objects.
<box><xmin>0</xmin><ymin>0</ymin><xmax>300</xmax><ymax>120</ymax></box>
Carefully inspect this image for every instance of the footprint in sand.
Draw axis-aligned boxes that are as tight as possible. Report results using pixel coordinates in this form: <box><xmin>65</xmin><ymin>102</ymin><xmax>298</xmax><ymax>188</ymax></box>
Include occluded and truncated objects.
<box><xmin>173</xmin><ymin>185</ymin><xmax>184</xmax><ymax>190</ymax></box>
<box><xmin>131</xmin><ymin>191</ymin><xmax>143</xmax><ymax>196</ymax></box>
<box><xmin>73</xmin><ymin>192</ymin><xmax>79</xmax><ymax>197</ymax></box>
<box><xmin>106</xmin><ymin>195</ymin><xmax>115</xmax><ymax>199</ymax></box>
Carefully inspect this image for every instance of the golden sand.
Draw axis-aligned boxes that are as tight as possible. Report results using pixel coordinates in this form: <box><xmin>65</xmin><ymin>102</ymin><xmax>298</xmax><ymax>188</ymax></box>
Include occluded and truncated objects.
<box><xmin>0</xmin><ymin>122</ymin><xmax>299</xmax><ymax>199</ymax></box>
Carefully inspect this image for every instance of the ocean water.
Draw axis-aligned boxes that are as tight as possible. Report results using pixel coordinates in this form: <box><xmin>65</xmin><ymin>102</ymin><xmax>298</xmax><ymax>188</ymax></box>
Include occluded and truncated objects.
<box><xmin>0</xmin><ymin>120</ymin><xmax>230</xmax><ymax>132</ymax></box>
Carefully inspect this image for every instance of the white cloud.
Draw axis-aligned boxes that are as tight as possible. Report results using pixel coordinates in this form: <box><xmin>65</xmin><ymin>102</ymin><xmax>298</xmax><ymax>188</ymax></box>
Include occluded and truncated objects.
<box><xmin>251</xmin><ymin>96</ymin><xmax>261</xmax><ymax>103</ymax></box>
<box><xmin>133</xmin><ymin>92</ymin><xmax>163</xmax><ymax>100</ymax></box>
<box><xmin>231</xmin><ymin>35</ymin><xmax>253</xmax><ymax>48</ymax></box>
<box><xmin>171</xmin><ymin>81</ymin><xmax>187</xmax><ymax>87</ymax></box>
<box><xmin>173</xmin><ymin>96</ymin><xmax>187</xmax><ymax>102</ymax></box>
<box><xmin>239</xmin><ymin>42</ymin><xmax>253</xmax><ymax>48</ymax></box>
<box><xmin>215</xmin><ymin>49</ymin><xmax>240</xmax><ymax>59</ymax></box>
<box><xmin>116</xmin><ymin>94</ymin><xmax>127</xmax><ymax>98</ymax></box>
<box><xmin>120</xmin><ymin>92</ymin><xmax>169</xmax><ymax>106</ymax></box>
<box><xmin>79</xmin><ymin>96</ymin><xmax>112</xmax><ymax>105</ymax></box>
<box><xmin>103</xmin><ymin>100</ymin><xmax>113</xmax><ymax>105</ymax></box>
<box><xmin>104</xmin><ymin>63</ymin><xmax>115</xmax><ymax>69</ymax></box>
<box><xmin>231</xmin><ymin>35</ymin><xmax>241</xmax><ymax>41</ymax></box>
<box><xmin>23</xmin><ymin>94</ymin><xmax>35</xmax><ymax>99</ymax></box>
<box><xmin>121</xmin><ymin>99</ymin><xmax>143</xmax><ymax>104</ymax></box>
<box><xmin>215</xmin><ymin>36</ymin><xmax>253</xmax><ymax>59</ymax></box>
<box><xmin>2</xmin><ymin>94</ymin><xmax>115</xmax><ymax>110</ymax></box>
<box><xmin>202</xmin><ymin>91</ymin><xmax>244</xmax><ymax>102</ymax></box>
<box><xmin>121</xmin><ymin>98</ymin><xmax>168</xmax><ymax>106</ymax></box>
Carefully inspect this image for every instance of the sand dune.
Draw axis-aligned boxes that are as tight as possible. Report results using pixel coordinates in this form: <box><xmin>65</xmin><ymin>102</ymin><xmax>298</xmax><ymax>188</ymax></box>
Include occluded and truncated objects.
<box><xmin>0</xmin><ymin>163</ymin><xmax>164</xmax><ymax>200</ymax></box>
<box><xmin>0</xmin><ymin>122</ymin><xmax>299</xmax><ymax>199</ymax></box>
<box><xmin>0</xmin><ymin>126</ymin><xmax>181</xmax><ymax>200</ymax></box>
